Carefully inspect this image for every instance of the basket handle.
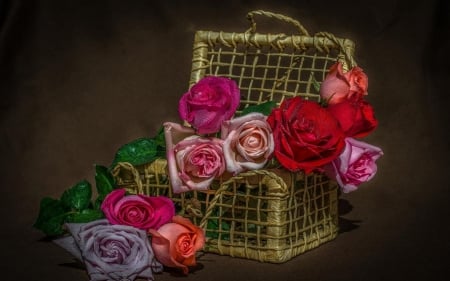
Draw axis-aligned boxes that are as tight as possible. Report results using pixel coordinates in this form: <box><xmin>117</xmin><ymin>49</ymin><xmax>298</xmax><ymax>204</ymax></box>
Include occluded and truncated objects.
<box><xmin>246</xmin><ymin>10</ymin><xmax>310</xmax><ymax>36</ymax></box>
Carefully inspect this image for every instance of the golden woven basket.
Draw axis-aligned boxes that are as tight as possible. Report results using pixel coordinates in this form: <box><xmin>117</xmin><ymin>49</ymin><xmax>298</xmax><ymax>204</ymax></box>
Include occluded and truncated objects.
<box><xmin>112</xmin><ymin>10</ymin><xmax>357</xmax><ymax>263</ymax></box>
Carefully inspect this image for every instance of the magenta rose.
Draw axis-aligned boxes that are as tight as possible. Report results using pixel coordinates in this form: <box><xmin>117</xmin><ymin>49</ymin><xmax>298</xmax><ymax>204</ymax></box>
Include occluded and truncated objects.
<box><xmin>324</xmin><ymin>137</ymin><xmax>383</xmax><ymax>193</ymax></box>
<box><xmin>319</xmin><ymin>62</ymin><xmax>368</xmax><ymax>105</ymax></box>
<box><xmin>55</xmin><ymin>219</ymin><xmax>163</xmax><ymax>281</ymax></box>
<box><xmin>164</xmin><ymin>122</ymin><xmax>225</xmax><ymax>193</ymax></box>
<box><xmin>221</xmin><ymin>112</ymin><xmax>274</xmax><ymax>175</ymax></box>
<box><xmin>178</xmin><ymin>76</ymin><xmax>240</xmax><ymax>135</ymax></box>
<box><xmin>101</xmin><ymin>188</ymin><xmax>175</xmax><ymax>230</ymax></box>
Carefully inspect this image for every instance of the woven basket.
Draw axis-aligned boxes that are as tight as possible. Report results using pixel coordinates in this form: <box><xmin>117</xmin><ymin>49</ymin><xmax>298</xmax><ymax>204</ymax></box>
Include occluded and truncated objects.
<box><xmin>112</xmin><ymin>10</ymin><xmax>357</xmax><ymax>263</ymax></box>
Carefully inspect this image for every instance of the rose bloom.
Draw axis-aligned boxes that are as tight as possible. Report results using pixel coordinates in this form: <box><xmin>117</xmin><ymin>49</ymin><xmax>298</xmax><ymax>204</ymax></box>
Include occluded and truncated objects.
<box><xmin>319</xmin><ymin>62</ymin><xmax>368</xmax><ymax>105</ymax></box>
<box><xmin>148</xmin><ymin>215</ymin><xmax>205</xmax><ymax>275</ymax></box>
<box><xmin>221</xmin><ymin>112</ymin><xmax>274</xmax><ymax>175</ymax></box>
<box><xmin>267</xmin><ymin>97</ymin><xmax>345</xmax><ymax>173</ymax></box>
<box><xmin>61</xmin><ymin>219</ymin><xmax>162</xmax><ymax>281</ymax></box>
<box><xmin>164</xmin><ymin>122</ymin><xmax>226</xmax><ymax>193</ymax></box>
<box><xmin>325</xmin><ymin>137</ymin><xmax>383</xmax><ymax>193</ymax></box>
<box><xmin>327</xmin><ymin>98</ymin><xmax>378</xmax><ymax>138</ymax></box>
<box><xmin>101</xmin><ymin>188</ymin><xmax>175</xmax><ymax>230</ymax></box>
<box><xmin>178</xmin><ymin>76</ymin><xmax>240</xmax><ymax>135</ymax></box>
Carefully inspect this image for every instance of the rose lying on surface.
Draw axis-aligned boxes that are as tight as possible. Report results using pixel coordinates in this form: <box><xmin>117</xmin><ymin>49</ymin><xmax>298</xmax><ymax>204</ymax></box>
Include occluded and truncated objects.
<box><xmin>149</xmin><ymin>215</ymin><xmax>205</xmax><ymax>275</ymax></box>
<box><xmin>221</xmin><ymin>112</ymin><xmax>274</xmax><ymax>175</ymax></box>
<box><xmin>55</xmin><ymin>219</ymin><xmax>163</xmax><ymax>281</ymax></box>
<box><xmin>325</xmin><ymin>137</ymin><xmax>383</xmax><ymax>193</ymax></box>
<box><xmin>327</xmin><ymin>98</ymin><xmax>378</xmax><ymax>138</ymax></box>
<box><xmin>164</xmin><ymin>122</ymin><xmax>226</xmax><ymax>193</ymax></box>
<box><xmin>319</xmin><ymin>62</ymin><xmax>368</xmax><ymax>105</ymax></box>
<box><xmin>101</xmin><ymin>188</ymin><xmax>175</xmax><ymax>230</ymax></box>
<box><xmin>267</xmin><ymin>96</ymin><xmax>345</xmax><ymax>173</ymax></box>
<box><xmin>179</xmin><ymin>76</ymin><xmax>240</xmax><ymax>135</ymax></box>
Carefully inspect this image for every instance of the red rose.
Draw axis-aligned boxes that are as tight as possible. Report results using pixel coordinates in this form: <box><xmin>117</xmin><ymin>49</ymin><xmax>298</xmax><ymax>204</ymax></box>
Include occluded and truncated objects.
<box><xmin>327</xmin><ymin>99</ymin><xmax>378</xmax><ymax>138</ymax></box>
<box><xmin>267</xmin><ymin>97</ymin><xmax>345</xmax><ymax>173</ymax></box>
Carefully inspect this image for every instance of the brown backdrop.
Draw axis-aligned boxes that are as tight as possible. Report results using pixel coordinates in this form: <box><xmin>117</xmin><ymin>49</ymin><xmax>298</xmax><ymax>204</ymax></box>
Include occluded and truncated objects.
<box><xmin>1</xmin><ymin>0</ymin><xmax>449</xmax><ymax>280</ymax></box>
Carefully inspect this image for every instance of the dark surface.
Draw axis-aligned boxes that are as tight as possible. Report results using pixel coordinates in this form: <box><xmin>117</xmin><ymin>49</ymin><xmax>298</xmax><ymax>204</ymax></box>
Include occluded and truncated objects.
<box><xmin>1</xmin><ymin>1</ymin><xmax>449</xmax><ymax>280</ymax></box>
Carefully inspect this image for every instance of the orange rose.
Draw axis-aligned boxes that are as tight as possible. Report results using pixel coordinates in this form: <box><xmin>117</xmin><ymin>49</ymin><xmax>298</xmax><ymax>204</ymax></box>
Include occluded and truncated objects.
<box><xmin>148</xmin><ymin>216</ymin><xmax>205</xmax><ymax>275</ymax></box>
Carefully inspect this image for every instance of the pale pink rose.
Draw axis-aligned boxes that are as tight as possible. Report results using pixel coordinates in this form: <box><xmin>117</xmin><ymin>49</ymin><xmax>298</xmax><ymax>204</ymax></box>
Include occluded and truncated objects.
<box><xmin>148</xmin><ymin>216</ymin><xmax>205</xmax><ymax>275</ymax></box>
<box><xmin>178</xmin><ymin>76</ymin><xmax>240</xmax><ymax>135</ymax></box>
<box><xmin>101</xmin><ymin>188</ymin><xmax>175</xmax><ymax>230</ymax></box>
<box><xmin>325</xmin><ymin>138</ymin><xmax>383</xmax><ymax>193</ymax></box>
<box><xmin>56</xmin><ymin>219</ymin><xmax>163</xmax><ymax>281</ymax></box>
<box><xmin>221</xmin><ymin>112</ymin><xmax>274</xmax><ymax>175</ymax></box>
<box><xmin>319</xmin><ymin>62</ymin><xmax>368</xmax><ymax>105</ymax></box>
<box><xmin>164</xmin><ymin>122</ymin><xmax>225</xmax><ymax>193</ymax></box>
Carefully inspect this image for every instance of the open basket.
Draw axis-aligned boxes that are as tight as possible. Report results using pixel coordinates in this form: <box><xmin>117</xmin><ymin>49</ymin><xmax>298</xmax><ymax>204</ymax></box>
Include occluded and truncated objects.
<box><xmin>112</xmin><ymin>10</ymin><xmax>357</xmax><ymax>263</ymax></box>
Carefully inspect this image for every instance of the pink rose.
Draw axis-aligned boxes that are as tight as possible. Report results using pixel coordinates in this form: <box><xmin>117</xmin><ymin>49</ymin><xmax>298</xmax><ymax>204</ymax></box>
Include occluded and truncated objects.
<box><xmin>178</xmin><ymin>76</ymin><xmax>240</xmax><ymax>135</ymax></box>
<box><xmin>101</xmin><ymin>188</ymin><xmax>175</xmax><ymax>230</ymax></box>
<box><xmin>164</xmin><ymin>122</ymin><xmax>226</xmax><ymax>193</ymax></box>
<box><xmin>148</xmin><ymin>215</ymin><xmax>205</xmax><ymax>275</ymax></box>
<box><xmin>221</xmin><ymin>112</ymin><xmax>274</xmax><ymax>175</ymax></box>
<box><xmin>324</xmin><ymin>138</ymin><xmax>383</xmax><ymax>193</ymax></box>
<box><xmin>319</xmin><ymin>62</ymin><xmax>368</xmax><ymax>105</ymax></box>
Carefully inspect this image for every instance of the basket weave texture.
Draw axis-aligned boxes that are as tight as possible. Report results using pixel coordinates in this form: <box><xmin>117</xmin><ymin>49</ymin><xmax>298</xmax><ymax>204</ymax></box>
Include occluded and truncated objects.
<box><xmin>113</xmin><ymin>10</ymin><xmax>357</xmax><ymax>263</ymax></box>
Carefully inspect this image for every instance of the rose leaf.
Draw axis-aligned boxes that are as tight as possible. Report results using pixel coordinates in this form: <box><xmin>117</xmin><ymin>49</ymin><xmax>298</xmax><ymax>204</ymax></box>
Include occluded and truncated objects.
<box><xmin>65</xmin><ymin>209</ymin><xmax>105</xmax><ymax>223</ymax></box>
<box><xmin>94</xmin><ymin>165</ymin><xmax>115</xmax><ymax>201</ymax></box>
<box><xmin>33</xmin><ymin>197</ymin><xmax>68</xmax><ymax>236</ymax></box>
<box><xmin>60</xmin><ymin>180</ymin><xmax>92</xmax><ymax>211</ymax></box>
<box><xmin>110</xmin><ymin>137</ymin><xmax>160</xmax><ymax>167</ymax></box>
<box><xmin>310</xmin><ymin>72</ymin><xmax>321</xmax><ymax>93</ymax></box>
<box><xmin>240</xmin><ymin>101</ymin><xmax>277</xmax><ymax>116</ymax></box>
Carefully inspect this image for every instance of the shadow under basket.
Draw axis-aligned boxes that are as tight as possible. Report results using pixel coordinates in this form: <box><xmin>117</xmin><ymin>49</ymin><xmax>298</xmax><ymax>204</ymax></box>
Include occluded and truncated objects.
<box><xmin>112</xmin><ymin>10</ymin><xmax>357</xmax><ymax>263</ymax></box>
<box><xmin>112</xmin><ymin>159</ymin><xmax>339</xmax><ymax>263</ymax></box>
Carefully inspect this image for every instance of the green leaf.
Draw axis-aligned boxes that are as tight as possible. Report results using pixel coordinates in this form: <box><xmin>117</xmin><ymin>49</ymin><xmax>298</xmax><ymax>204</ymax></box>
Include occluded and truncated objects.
<box><xmin>240</xmin><ymin>101</ymin><xmax>277</xmax><ymax>116</ymax></box>
<box><xmin>154</xmin><ymin>126</ymin><xmax>166</xmax><ymax>148</ymax></box>
<box><xmin>95</xmin><ymin>165</ymin><xmax>115</xmax><ymax>201</ymax></box>
<box><xmin>66</xmin><ymin>209</ymin><xmax>104</xmax><ymax>223</ymax></box>
<box><xmin>111</xmin><ymin>138</ymin><xmax>162</xmax><ymax>167</ymax></box>
<box><xmin>60</xmin><ymin>180</ymin><xmax>92</xmax><ymax>211</ymax></box>
<box><xmin>206</xmin><ymin>218</ymin><xmax>230</xmax><ymax>240</ymax></box>
<box><xmin>310</xmin><ymin>72</ymin><xmax>321</xmax><ymax>93</ymax></box>
<box><xmin>33</xmin><ymin>197</ymin><xmax>68</xmax><ymax>236</ymax></box>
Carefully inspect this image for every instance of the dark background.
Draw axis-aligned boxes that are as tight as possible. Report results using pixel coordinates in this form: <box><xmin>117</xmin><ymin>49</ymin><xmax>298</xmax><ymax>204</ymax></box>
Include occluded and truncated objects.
<box><xmin>1</xmin><ymin>0</ymin><xmax>449</xmax><ymax>280</ymax></box>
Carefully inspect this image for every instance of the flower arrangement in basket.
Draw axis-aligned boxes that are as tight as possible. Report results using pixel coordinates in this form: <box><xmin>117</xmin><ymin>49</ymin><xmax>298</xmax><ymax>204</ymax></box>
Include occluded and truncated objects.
<box><xmin>34</xmin><ymin>10</ymin><xmax>383</xmax><ymax>281</ymax></box>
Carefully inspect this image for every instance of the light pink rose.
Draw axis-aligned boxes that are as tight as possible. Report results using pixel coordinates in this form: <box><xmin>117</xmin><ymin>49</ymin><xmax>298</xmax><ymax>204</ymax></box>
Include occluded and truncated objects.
<box><xmin>178</xmin><ymin>76</ymin><xmax>240</xmax><ymax>135</ymax></box>
<box><xmin>56</xmin><ymin>219</ymin><xmax>163</xmax><ymax>281</ymax></box>
<box><xmin>101</xmin><ymin>188</ymin><xmax>175</xmax><ymax>230</ymax></box>
<box><xmin>164</xmin><ymin>122</ymin><xmax>226</xmax><ymax>193</ymax></box>
<box><xmin>221</xmin><ymin>112</ymin><xmax>274</xmax><ymax>175</ymax></box>
<box><xmin>325</xmin><ymin>137</ymin><xmax>383</xmax><ymax>193</ymax></box>
<box><xmin>319</xmin><ymin>62</ymin><xmax>368</xmax><ymax>105</ymax></box>
<box><xmin>148</xmin><ymin>216</ymin><xmax>205</xmax><ymax>275</ymax></box>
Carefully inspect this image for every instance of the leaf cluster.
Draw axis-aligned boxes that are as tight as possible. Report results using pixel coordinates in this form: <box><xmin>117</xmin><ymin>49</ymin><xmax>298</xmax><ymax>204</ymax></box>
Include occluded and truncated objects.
<box><xmin>33</xmin><ymin>165</ymin><xmax>115</xmax><ymax>237</ymax></box>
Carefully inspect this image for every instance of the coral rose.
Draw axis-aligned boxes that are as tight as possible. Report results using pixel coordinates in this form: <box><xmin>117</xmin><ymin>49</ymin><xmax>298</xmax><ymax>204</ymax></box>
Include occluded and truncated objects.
<box><xmin>149</xmin><ymin>215</ymin><xmax>205</xmax><ymax>275</ymax></box>
<box><xmin>101</xmin><ymin>188</ymin><xmax>175</xmax><ymax>230</ymax></box>
<box><xmin>267</xmin><ymin>97</ymin><xmax>345</xmax><ymax>173</ymax></box>
<box><xmin>164</xmin><ymin>122</ymin><xmax>226</xmax><ymax>193</ymax></box>
<box><xmin>221</xmin><ymin>112</ymin><xmax>274</xmax><ymax>175</ymax></box>
<box><xmin>319</xmin><ymin>62</ymin><xmax>368</xmax><ymax>105</ymax></box>
<box><xmin>325</xmin><ymin>138</ymin><xmax>383</xmax><ymax>193</ymax></box>
<box><xmin>179</xmin><ymin>76</ymin><xmax>240</xmax><ymax>135</ymax></box>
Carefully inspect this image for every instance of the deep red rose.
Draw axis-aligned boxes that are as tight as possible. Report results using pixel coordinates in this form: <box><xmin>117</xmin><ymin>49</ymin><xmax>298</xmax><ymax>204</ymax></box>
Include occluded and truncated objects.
<box><xmin>327</xmin><ymin>98</ymin><xmax>378</xmax><ymax>138</ymax></box>
<box><xmin>267</xmin><ymin>97</ymin><xmax>345</xmax><ymax>173</ymax></box>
